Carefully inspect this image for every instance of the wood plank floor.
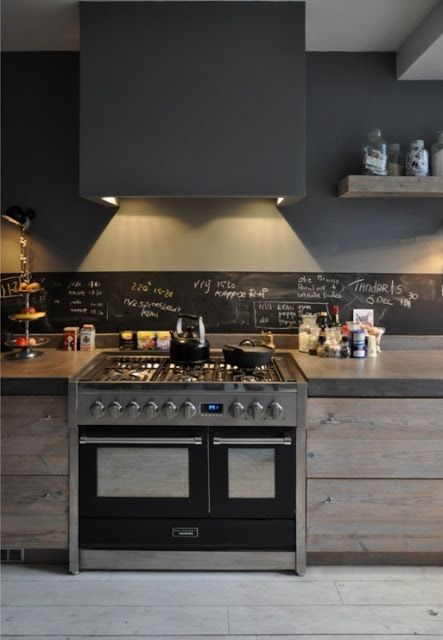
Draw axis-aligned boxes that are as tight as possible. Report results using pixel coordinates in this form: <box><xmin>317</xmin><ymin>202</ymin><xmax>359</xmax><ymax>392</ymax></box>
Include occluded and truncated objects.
<box><xmin>1</xmin><ymin>564</ymin><xmax>443</xmax><ymax>638</ymax></box>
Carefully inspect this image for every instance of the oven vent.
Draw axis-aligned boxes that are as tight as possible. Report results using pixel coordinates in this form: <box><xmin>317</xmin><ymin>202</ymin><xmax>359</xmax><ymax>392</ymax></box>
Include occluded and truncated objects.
<box><xmin>1</xmin><ymin>549</ymin><xmax>25</xmax><ymax>563</ymax></box>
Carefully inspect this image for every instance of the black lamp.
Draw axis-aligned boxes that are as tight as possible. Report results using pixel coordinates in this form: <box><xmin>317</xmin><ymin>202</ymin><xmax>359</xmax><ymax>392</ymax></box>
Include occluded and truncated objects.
<box><xmin>2</xmin><ymin>205</ymin><xmax>36</xmax><ymax>231</ymax></box>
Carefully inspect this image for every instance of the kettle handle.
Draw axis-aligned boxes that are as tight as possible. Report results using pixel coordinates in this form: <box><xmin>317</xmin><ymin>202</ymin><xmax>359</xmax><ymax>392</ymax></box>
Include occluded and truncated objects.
<box><xmin>176</xmin><ymin>314</ymin><xmax>206</xmax><ymax>343</ymax></box>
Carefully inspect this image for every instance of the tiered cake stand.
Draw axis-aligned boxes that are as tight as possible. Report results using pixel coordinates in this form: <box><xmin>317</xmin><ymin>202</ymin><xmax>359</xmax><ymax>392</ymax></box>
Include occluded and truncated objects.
<box><xmin>6</xmin><ymin>289</ymin><xmax>48</xmax><ymax>360</ymax></box>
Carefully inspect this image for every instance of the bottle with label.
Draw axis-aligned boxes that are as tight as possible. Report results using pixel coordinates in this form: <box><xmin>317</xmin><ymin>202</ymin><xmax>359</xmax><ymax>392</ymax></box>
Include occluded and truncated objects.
<box><xmin>405</xmin><ymin>140</ymin><xmax>429</xmax><ymax>176</ymax></box>
<box><xmin>362</xmin><ymin>129</ymin><xmax>387</xmax><ymax>176</ymax></box>
<box><xmin>330</xmin><ymin>305</ymin><xmax>340</xmax><ymax>327</ymax></box>
<box><xmin>387</xmin><ymin>143</ymin><xmax>404</xmax><ymax>176</ymax></box>
<box><xmin>351</xmin><ymin>329</ymin><xmax>366</xmax><ymax>358</ymax></box>
<box><xmin>431</xmin><ymin>131</ymin><xmax>443</xmax><ymax>177</ymax></box>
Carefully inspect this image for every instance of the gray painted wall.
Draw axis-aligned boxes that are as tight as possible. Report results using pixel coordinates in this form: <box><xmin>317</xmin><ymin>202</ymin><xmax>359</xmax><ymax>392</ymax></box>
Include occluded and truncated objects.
<box><xmin>1</xmin><ymin>52</ymin><xmax>442</xmax><ymax>274</ymax></box>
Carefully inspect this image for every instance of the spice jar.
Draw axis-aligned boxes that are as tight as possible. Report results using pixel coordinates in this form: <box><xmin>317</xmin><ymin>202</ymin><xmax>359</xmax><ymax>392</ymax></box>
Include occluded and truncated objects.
<box><xmin>431</xmin><ymin>131</ymin><xmax>443</xmax><ymax>177</ymax></box>
<box><xmin>362</xmin><ymin>129</ymin><xmax>387</xmax><ymax>176</ymax></box>
<box><xmin>387</xmin><ymin>143</ymin><xmax>403</xmax><ymax>176</ymax></box>
<box><xmin>316</xmin><ymin>335</ymin><xmax>327</xmax><ymax>358</ymax></box>
<box><xmin>405</xmin><ymin>140</ymin><xmax>429</xmax><ymax>176</ymax></box>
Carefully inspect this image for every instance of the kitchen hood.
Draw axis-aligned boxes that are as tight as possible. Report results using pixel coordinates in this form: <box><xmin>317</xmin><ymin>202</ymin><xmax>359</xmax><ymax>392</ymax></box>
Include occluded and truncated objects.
<box><xmin>79</xmin><ymin>2</ymin><xmax>306</xmax><ymax>204</ymax></box>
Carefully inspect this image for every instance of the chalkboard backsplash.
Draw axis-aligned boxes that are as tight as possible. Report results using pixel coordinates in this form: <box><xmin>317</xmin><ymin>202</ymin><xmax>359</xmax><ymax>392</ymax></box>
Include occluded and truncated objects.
<box><xmin>1</xmin><ymin>272</ymin><xmax>442</xmax><ymax>335</ymax></box>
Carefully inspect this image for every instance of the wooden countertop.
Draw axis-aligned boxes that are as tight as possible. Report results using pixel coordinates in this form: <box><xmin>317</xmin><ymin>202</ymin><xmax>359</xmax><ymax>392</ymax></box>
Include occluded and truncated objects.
<box><xmin>290</xmin><ymin>350</ymin><xmax>443</xmax><ymax>397</ymax></box>
<box><xmin>1</xmin><ymin>349</ymin><xmax>103</xmax><ymax>394</ymax></box>
<box><xmin>1</xmin><ymin>348</ymin><xmax>442</xmax><ymax>397</ymax></box>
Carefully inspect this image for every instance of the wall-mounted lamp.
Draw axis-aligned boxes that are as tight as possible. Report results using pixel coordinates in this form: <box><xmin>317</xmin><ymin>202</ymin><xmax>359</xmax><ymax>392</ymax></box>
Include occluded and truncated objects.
<box><xmin>276</xmin><ymin>197</ymin><xmax>285</xmax><ymax>206</ymax></box>
<box><xmin>1</xmin><ymin>205</ymin><xmax>36</xmax><ymax>231</ymax></box>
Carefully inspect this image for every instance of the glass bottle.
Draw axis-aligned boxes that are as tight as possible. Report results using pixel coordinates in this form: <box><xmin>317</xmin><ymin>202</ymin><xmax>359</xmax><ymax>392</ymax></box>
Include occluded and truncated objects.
<box><xmin>431</xmin><ymin>131</ymin><xmax>443</xmax><ymax>177</ymax></box>
<box><xmin>316</xmin><ymin>335</ymin><xmax>327</xmax><ymax>357</ymax></box>
<box><xmin>330</xmin><ymin>305</ymin><xmax>340</xmax><ymax>327</ymax></box>
<box><xmin>405</xmin><ymin>140</ymin><xmax>429</xmax><ymax>176</ymax></box>
<box><xmin>298</xmin><ymin>315</ymin><xmax>317</xmax><ymax>353</ymax></box>
<box><xmin>387</xmin><ymin>143</ymin><xmax>403</xmax><ymax>176</ymax></box>
<box><xmin>308</xmin><ymin>331</ymin><xmax>320</xmax><ymax>355</ymax></box>
<box><xmin>340</xmin><ymin>336</ymin><xmax>351</xmax><ymax>358</ymax></box>
<box><xmin>362</xmin><ymin>129</ymin><xmax>387</xmax><ymax>176</ymax></box>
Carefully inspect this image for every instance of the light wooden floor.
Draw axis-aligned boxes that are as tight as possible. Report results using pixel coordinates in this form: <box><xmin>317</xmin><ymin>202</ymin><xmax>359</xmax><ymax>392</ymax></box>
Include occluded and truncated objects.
<box><xmin>1</xmin><ymin>564</ymin><xmax>443</xmax><ymax>638</ymax></box>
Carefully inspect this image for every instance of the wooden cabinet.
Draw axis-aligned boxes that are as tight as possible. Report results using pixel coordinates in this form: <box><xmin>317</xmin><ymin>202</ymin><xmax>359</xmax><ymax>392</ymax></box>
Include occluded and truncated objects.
<box><xmin>1</xmin><ymin>396</ymin><xmax>69</xmax><ymax>549</ymax></box>
<box><xmin>307</xmin><ymin>398</ymin><xmax>443</xmax><ymax>555</ymax></box>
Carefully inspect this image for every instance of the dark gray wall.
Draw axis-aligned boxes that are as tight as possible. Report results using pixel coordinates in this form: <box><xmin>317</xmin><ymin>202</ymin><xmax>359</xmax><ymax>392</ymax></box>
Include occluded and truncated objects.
<box><xmin>79</xmin><ymin>1</ymin><xmax>305</xmax><ymax>198</ymax></box>
<box><xmin>1</xmin><ymin>51</ymin><xmax>442</xmax><ymax>275</ymax></box>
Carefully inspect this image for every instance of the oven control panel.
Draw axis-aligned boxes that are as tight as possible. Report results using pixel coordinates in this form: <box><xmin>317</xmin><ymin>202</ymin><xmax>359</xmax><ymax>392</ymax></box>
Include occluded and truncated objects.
<box><xmin>77</xmin><ymin>391</ymin><xmax>297</xmax><ymax>427</ymax></box>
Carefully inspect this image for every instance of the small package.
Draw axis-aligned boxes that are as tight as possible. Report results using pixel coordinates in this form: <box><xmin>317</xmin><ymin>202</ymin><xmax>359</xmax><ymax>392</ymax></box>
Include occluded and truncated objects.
<box><xmin>62</xmin><ymin>327</ymin><xmax>79</xmax><ymax>351</ymax></box>
<box><xmin>137</xmin><ymin>331</ymin><xmax>157</xmax><ymax>350</ymax></box>
<box><xmin>80</xmin><ymin>324</ymin><xmax>96</xmax><ymax>351</ymax></box>
<box><xmin>156</xmin><ymin>331</ymin><xmax>171</xmax><ymax>352</ymax></box>
<box><xmin>119</xmin><ymin>331</ymin><xmax>136</xmax><ymax>350</ymax></box>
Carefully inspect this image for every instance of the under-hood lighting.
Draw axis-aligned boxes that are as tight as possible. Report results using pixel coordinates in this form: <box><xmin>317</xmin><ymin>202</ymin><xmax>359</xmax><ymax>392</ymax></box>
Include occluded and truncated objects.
<box><xmin>276</xmin><ymin>197</ymin><xmax>285</xmax><ymax>205</ymax></box>
<box><xmin>100</xmin><ymin>196</ymin><xmax>119</xmax><ymax>207</ymax></box>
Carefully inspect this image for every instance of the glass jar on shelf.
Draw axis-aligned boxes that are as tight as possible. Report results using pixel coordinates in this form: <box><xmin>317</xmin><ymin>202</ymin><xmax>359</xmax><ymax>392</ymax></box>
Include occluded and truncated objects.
<box><xmin>387</xmin><ymin>143</ymin><xmax>403</xmax><ymax>176</ymax></box>
<box><xmin>405</xmin><ymin>140</ymin><xmax>429</xmax><ymax>176</ymax></box>
<box><xmin>362</xmin><ymin>129</ymin><xmax>387</xmax><ymax>176</ymax></box>
<box><xmin>431</xmin><ymin>131</ymin><xmax>443</xmax><ymax>177</ymax></box>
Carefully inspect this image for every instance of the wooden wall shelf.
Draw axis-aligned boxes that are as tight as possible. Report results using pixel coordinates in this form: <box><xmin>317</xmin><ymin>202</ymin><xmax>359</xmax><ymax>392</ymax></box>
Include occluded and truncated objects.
<box><xmin>338</xmin><ymin>175</ymin><xmax>443</xmax><ymax>198</ymax></box>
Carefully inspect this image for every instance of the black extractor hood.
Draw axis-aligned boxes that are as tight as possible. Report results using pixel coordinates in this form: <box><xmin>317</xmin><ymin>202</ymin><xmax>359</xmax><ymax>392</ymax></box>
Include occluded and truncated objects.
<box><xmin>79</xmin><ymin>1</ymin><xmax>306</xmax><ymax>204</ymax></box>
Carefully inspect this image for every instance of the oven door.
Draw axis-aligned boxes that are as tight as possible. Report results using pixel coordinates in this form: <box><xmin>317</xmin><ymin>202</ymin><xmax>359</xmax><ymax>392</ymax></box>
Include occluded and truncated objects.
<box><xmin>209</xmin><ymin>427</ymin><xmax>295</xmax><ymax>518</ymax></box>
<box><xmin>79</xmin><ymin>427</ymin><xmax>208</xmax><ymax>518</ymax></box>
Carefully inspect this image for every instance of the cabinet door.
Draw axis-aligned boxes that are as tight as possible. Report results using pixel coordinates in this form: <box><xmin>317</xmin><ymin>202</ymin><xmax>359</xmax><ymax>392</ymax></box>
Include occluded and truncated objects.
<box><xmin>307</xmin><ymin>478</ymin><xmax>443</xmax><ymax>553</ymax></box>
<box><xmin>1</xmin><ymin>476</ymin><xmax>68</xmax><ymax>549</ymax></box>
<box><xmin>1</xmin><ymin>396</ymin><xmax>68</xmax><ymax>475</ymax></box>
<box><xmin>307</xmin><ymin>398</ymin><xmax>443</xmax><ymax>478</ymax></box>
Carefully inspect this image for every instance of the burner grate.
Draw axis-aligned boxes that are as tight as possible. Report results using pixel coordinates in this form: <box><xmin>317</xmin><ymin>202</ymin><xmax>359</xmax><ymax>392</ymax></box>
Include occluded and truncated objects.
<box><xmin>82</xmin><ymin>354</ymin><xmax>293</xmax><ymax>383</ymax></box>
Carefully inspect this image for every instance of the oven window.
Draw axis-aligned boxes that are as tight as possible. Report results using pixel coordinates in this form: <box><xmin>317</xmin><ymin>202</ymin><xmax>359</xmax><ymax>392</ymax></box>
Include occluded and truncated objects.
<box><xmin>228</xmin><ymin>448</ymin><xmax>275</xmax><ymax>498</ymax></box>
<box><xmin>96</xmin><ymin>447</ymin><xmax>190</xmax><ymax>498</ymax></box>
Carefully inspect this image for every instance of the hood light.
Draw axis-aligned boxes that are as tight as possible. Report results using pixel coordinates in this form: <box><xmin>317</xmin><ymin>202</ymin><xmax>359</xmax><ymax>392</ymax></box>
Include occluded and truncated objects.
<box><xmin>276</xmin><ymin>197</ymin><xmax>285</xmax><ymax>205</ymax></box>
<box><xmin>101</xmin><ymin>196</ymin><xmax>119</xmax><ymax>206</ymax></box>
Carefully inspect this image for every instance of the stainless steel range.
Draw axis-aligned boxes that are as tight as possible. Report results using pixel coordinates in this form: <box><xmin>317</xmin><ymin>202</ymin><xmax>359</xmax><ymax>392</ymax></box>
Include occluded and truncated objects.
<box><xmin>69</xmin><ymin>351</ymin><xmax>307</xmax><ymax>575</ymax></box>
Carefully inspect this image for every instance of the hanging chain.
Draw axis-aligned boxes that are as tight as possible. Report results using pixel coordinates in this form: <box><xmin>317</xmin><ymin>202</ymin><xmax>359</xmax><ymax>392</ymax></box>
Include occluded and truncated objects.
<box><xmin>19</xmin><ymin>231</ymin><xmax>32</xmax><ymax>284</ymax></box>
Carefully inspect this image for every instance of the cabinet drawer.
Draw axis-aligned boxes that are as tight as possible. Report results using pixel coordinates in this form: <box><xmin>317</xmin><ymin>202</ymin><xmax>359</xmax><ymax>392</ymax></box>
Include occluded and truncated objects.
<box><xmin>1</xmin><ymin>396</ymin><xmax>68</xmax><ymax>475</ymax></box>
<box><xmin>307</xmin><ymin>398</ymin><xmax>443</xmax><ymax>478</ymax></box>
<box><xmin>307</xmin><ymin>479</ymin><xmax>443</xmax><ymax>553</ymax></box>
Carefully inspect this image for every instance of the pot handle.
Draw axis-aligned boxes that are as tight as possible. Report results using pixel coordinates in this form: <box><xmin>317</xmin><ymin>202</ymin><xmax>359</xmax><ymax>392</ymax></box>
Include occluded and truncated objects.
<box><xmin>239</xmin><ymin>339</ymin><xmax>265</xmax><ymax>347</ymax></box>
<box><xmin>176</xmin><ymin>314</ymin><xmax>205</xmax><ymax>342</ymax></box>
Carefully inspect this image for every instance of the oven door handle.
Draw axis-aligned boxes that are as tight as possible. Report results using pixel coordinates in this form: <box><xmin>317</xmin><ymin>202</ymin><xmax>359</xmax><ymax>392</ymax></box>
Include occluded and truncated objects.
<box><xmin>79</xmin><ymin>436</ymin><xmax>203</xmax><ymax>445</ymax></box>
<box><xmin>212</xmin><ymin>436</ymin><xmax>292</xmax><ymax>446</ymax></box>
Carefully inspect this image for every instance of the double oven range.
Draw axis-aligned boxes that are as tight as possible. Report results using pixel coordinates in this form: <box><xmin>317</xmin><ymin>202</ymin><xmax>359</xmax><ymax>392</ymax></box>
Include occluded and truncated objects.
<box><xmin>69</xmin><ymin>352</ymin><xmax>307</xmax><ymax>574</ymax></box>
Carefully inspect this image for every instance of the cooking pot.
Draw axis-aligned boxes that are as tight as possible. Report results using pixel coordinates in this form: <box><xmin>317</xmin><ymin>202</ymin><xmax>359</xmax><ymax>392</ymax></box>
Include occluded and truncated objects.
<box><xmin>170</xmin><ymin>314</ymin><xmax>210</xmax><ymax>365</ymax></box>
<box><xmin>223</xmin><ymin>339</ymin><xmax>274</xmax><ymax>369</ymax></box>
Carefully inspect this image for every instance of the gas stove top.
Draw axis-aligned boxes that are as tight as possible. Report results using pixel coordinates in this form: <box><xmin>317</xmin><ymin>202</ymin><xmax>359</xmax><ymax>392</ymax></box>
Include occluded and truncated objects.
<box><xmin>79</xmin><ymin>352</ymin><xmax>300</xmax><ymax>385</ymax></box>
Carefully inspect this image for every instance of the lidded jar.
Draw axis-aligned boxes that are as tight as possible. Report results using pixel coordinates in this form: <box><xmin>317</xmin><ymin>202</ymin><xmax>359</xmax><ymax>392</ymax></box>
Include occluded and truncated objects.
<box><xmin>298</xmin><ymin>314</ymin><xmax>318</xmax><ymax>353</ymax></box>
<box><xmin>431</xmin><ymin>131</ymin><xmax>443</xmax><ymax>177</ymax></box>
<box><xmin>405</xmin><ymin>140</ymin><xmax>429</xmax><ymax>176</ymax></box>
<box><xmin>387</xmin><ymin>143</ymin><xmax>403</xmax><ymax>176</ymax></box>
<box><xmin>362</xmin><ymin>129</ymin><xmax>387</xmax><ymax>176</ymax></box>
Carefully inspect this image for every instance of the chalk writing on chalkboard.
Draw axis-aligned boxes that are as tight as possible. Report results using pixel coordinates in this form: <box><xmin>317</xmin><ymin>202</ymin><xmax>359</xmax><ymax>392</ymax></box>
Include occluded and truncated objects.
<box><xmin>1</xmin><ymin>271</ymin><xmax>441</xmax><ymax>335</ymax></box>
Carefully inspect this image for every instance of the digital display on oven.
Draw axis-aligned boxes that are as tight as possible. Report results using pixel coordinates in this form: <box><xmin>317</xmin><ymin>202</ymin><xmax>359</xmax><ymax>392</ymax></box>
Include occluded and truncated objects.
<box><xmin>201</xmin><ymin>403</ymin><xmax>223</xmax><ymax>415</ymax></box>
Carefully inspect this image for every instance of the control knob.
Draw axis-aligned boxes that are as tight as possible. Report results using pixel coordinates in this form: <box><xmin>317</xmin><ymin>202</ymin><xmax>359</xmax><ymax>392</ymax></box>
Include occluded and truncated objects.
<box><xmin>229</xmin><ymin>401</ymin><xmax>245</xmax><ymax>420</ymax></box>
<box><xmin>89</xmin><ymin>400</ymin><xmax>105</xmax><ymax>419</ymax></box>
<box><xmin>143</xmin><ymin>401</ymin><xmax>158</xmax><ymax>420</ymax></box>
<box><xmin>248</xmin><ymin>401</ymin><xmax>264</xmax><ymax>420</ymax></box>
<box><xmin>107</xmin><ymin>401</ymin><xmax>122</xmax><ymax>420</ymax></box>
<box><xmin>126</xmin><ymin>401</ymin><xmax>140</xmax><ymax>419</ymax></box>
<box><xmin>181</xmin><ymin>401</ymin><xmax>197</xmax><ymax>420</ymax></box>
<box><xmin>267</xmin><ymin>401</ymin><xmax>284</xmax><ymax>420</ymax></box>
<box><xmin>162</xmin><ymin>401</ymin><xmax>177</xmax><ymax>420</ymax></box>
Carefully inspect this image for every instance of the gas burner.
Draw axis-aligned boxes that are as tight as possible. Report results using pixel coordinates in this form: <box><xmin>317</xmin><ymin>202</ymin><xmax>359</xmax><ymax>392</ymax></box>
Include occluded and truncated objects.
<box><xmin>233</xmin><ymin>369</ymin><xmax>268</xmax><ymax>383</ymax></box>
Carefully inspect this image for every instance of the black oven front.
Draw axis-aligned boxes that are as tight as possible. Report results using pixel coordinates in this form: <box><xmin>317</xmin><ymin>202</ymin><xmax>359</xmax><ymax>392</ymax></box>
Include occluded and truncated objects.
<box><xmin>79</xmin><ymin>425</ymin><xmax>296</xmax><ymax>550</ymax></box>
